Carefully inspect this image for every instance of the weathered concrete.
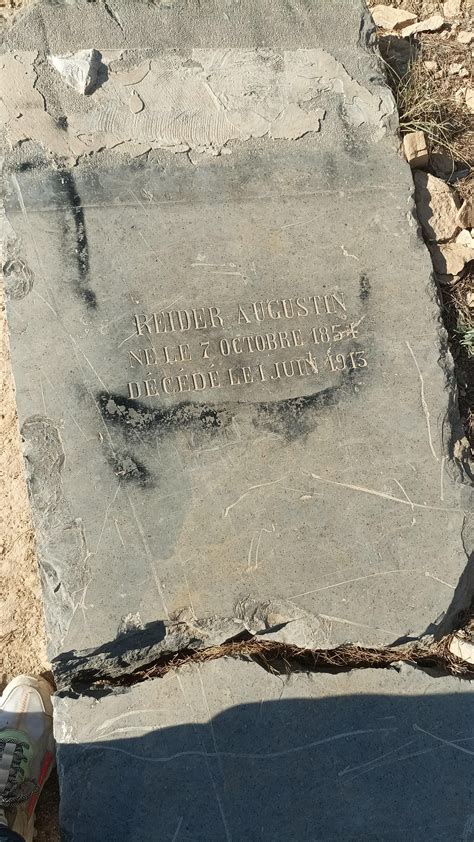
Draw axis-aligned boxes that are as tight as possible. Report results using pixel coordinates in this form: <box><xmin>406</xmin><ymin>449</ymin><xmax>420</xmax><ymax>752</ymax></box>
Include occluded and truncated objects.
<box><xmin>54</xmin><ymin>659</ymin><xmax>473</xmax><ymax>841</ymax></box>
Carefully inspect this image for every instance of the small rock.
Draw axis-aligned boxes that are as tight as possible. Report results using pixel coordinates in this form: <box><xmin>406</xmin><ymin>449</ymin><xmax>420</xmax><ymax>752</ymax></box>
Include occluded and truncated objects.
<box><xmin>129</xmin><ymin>91</ymin><xmax>144</xmax><ymax>114</ymax></box>
<box><xmin>423</xmin><ymin>60</ymin><xmax>438</xmax><ymax>71</ymax></box>
<box><xmin>370</xmin><ymin>5</ymin><xmax>417</xmax><ymax>31</ymax></box>
<box><xmin>449</xmin><ymin>635</ymin><xmax>474</xmax><ymax>664</ymax></box>
<box><xmin>49</xmin><ymin>49</ymin><xmax>101</xmax><ymax>95</ymax></box>
<box><xmin>456</xmin><ymin>229</ymin><xmax>474</xmax><ymax>248</ymax></box>
<box><xmin>430</xmin><ymin>152</ymin><xmax>455</xmax><ymax>177</ymax></box>
<box><xmin>456</xmin><ymin>199</ymin><xmax>474</xmax><ymax>229</ymax></box>
<box><xmin>402</xmin><ymin>131</ymin><xmax>429</xmax><ymax>168</ymax></box>
<box><xmin>457</xmin><ymin>30</ymin><xmax>474</xmax><ymax>44</ymax></box>
<box><xmin>429</xmin><ymin>242</ymin><xmax>473</xmax><ymax>274</ymax></box>
<box><xmin>414</xmin><ymin>171</ymin><xmax>461</xmax><ymax>242</ymax></box>
<box><xmin>459</xmin><ymin>67</ymin><xmax>469</xmax><ymax>78</ymax></box>
<box><xmin>443</xmin><ymin>0</ymin><xmax>461</xmax><ymax>17</ymax></box>
<box><xmin>466</xmin><ymin>88</ymin><xmax>474</xmax><ymax>113</ymax></box>
<box><xmin>400</xmin><ymin>14</ymin><xmax>444</xmax><ymax>37</ymax></box>
<box><xmin>448</xmin><ymin>62</ymin><xmax>463</xmax><ymax>74</ymax></box>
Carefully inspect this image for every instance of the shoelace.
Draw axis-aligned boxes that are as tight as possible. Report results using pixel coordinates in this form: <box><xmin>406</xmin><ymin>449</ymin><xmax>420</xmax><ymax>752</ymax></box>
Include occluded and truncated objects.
<box><xmin>0</xmin><ymin>739</ymin><xmax>38</xmax><ymax>807</ymax></box>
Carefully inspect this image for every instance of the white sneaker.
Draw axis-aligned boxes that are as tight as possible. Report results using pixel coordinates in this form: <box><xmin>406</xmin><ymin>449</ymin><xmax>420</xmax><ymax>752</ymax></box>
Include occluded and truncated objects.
<box><xmin>0</xmin><ymin>676</ymin><xmax>55</xmax><ymax>842</ymax></box>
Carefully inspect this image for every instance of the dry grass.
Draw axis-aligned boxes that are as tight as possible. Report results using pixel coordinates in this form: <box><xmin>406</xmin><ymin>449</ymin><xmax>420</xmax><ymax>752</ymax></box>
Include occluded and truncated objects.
<box><xmin>370</xmin><ymin>3</ymin><xmax>474</xmax><ymax>442</ymax></box>
<box><xmin>382</xmin><ymin>41</ymin><xmax>473</xmax><ymax>163</ymax></box>
<box><xmin>63</xmin><ymin>634</ymin><xmax>473</xmax><ymax>693</ymax></box>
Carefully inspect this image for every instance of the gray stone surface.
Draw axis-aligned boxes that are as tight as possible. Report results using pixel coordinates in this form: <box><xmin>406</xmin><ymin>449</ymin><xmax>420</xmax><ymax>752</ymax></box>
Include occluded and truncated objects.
<box><xmin>54</xmin><ymin>659</ymin><xmax>473</xmax><ymax>841</ymax></box>
<box><xmin>1</xmin><ymin>0</ymin><xmax>472</xmax><ymax>661</ymax></box>
<box><xmin>3</xmin><ymin>3</ymin><xmax>474</xmax><ymax>840</ymax></box>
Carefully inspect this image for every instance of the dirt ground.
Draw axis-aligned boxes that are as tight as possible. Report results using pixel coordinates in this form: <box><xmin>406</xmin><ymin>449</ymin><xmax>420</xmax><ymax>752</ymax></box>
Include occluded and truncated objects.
<box><xmin>0</xmin><ymin>291</ymin><xmax>60</xmax><ymax>841</ymax></box>
<box><xmin>0</xmin><ymin>0</ymin><xmax>472</xmax><ymax>840</ymax></box>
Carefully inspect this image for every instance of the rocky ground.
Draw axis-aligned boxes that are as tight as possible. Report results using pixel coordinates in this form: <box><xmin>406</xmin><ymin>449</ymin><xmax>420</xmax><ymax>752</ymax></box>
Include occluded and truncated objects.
<box><xmin>0</xmin><ymin>1</ymin><xmax>472</xmax><ymax>840</ymax></box>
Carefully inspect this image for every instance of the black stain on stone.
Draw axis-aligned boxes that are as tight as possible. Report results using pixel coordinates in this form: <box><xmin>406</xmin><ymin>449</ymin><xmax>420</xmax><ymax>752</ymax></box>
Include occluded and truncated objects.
<box><xmin>110</xmin><ymin>451</ymin><xmax>155</xmax><ymax>488</ymax></box>
<box><xmin>97</xmin><ymin>392</ymin><xmax>231</xmax><ymax>441</ymax></box>
<box><xmin>252</xmin><ymin>387</ymin><xmax>340</xmax><ymax>440</ymax></box>
<box><xmin>359</xmin><ymin>272</ymin><xmax>371</xmax><ymax>300</ymax></box>
<box><xmin>96</xmin><ymin>382</ymin><xmax>348</xmax><ymax>447</ymax></box>
<box><xmin>58</xmin><ymin>170</ymin><xmax>97</xmax><ymax>309</ymax></box>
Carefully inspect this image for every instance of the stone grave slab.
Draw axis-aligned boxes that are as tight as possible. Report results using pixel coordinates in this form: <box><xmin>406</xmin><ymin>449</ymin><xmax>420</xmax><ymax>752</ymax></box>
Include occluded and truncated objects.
<box><xmin>2</xmin><ymin>1</ymin><xmax>473</xmax><ymax>839</ymax></box>
<box><xmin>54</xmin><ymin>659</ymin><xmax>473</xmax><ymax>841</ymax></box>
<box><xmin>1</xmin><ymin>0</ymin><xmax>472</xmax><ymax>663</ymax></box>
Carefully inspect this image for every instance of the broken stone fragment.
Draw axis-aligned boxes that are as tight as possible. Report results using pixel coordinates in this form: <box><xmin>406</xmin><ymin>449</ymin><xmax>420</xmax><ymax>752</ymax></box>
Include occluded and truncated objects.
<box><xmin>443</xmin><ymin>0</ymin><xmax>461</xmax><ymax>17</ymax></box>
<box><xmin>466</xmin><ymin>87</ymin><xmax>474</xmax><ymax>113</ymax></box>
<box><xmin>423</xmin><ymin>60</ymin><xmax>438</xmax><ymax>71</ymax></box>
<box><xmin>430</xmin><ymin>152</ymin><xmax>455</xmax><ymax>178</ymax></box>
<box><xmin>54</xmin><ymin>659</ymin><xmax>473</xmax><ymax>841</ymax></box>
<box><xmin>448</xmin><ymin>62</ymin><xmax>463</xmax><ymax>74</ymax></box>
<box><xmin>402</xmin><ymin>130</ymin><xmax>428</xmax><ymax>168</ymax></box>
<box><xmin>400</xmin><ymin>14</ymin><xmax>444</xmax><ymax>37</ymax></box>
<box><xmin>48</xmin><ymin>49</ymin><xmax>101</xmax><ymax>95</ymax></box>
<box><xmin>456</xmin><ymin>199</ymin><xmax>474</xmax><ymax>229</ymax></box>
<box><xmin>414</xmin><ymin>171</ymin><xmax>461</xmax><ymax>242</ymax></box>
<box><xmin>370</xmin><ymin>4</ymin><xmax>417</xmax><ymax>31</ymax></box>
<box><xmin>449</xmin><ymin>634</ymin><xmax>474</xmax><ymax>663</ymax></box>
<box><xmin>455</xmin><ymin>228</ymin><xmax>474</xmax><ymax>248</ymax></box>
<box><xmin>428</xmin><ymin>241</ymin><xmax>473</xmax><ymax>274</ymax></box>
<box><xmin>457</xmin><ymin>30</ymin><xmax>474</xmax><ymax>44</ymax></box>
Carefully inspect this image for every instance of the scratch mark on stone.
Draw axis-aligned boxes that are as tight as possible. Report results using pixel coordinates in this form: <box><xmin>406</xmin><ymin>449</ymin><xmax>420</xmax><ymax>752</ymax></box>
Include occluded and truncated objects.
<box><xmin>114</xmin><ymin>518</ymin><xmax>125</xmax><ymax>547</ymax></box>
<box><xmin>223</xmin><ymin>476</ymin><xmax>286</xmax><ymax>518</ymax></box>
<box><xmin>289</xmin><ymin>569</ymin><xmax>406</xmax><ymax>599</ymax></box>
<box><xmin>280</xmin><ymin>214</ymin><xmax>318</xmax><ymax>231</ymax></box>
<box><xmin>86</xmin><ymin>728</ymin><xmax>396</xmax><ymax>763</ymax></box>
<box><xmin>172</xmin><ymin>817</ymin><xmax>183</xmax><ymax>842</ymax></box>
<box><xmin>39</xmin><ymin>376</ymin><xmax>47</xmax><ymax>415</ymax></box>
<box><xmin>405</xmin><ymin>341</ymin><xmax>439</xmax><ymax>462</ymax></box>
<box><xmin>197</xmin><ymin>666</ymin><xmax>232</xmax><ymax>842</ymax></box>
<box><xmin>96</xmin><ymin>484</ymin><xmax>121</xmax><ymax>554</ymax></box>
<box><xmin>308</xmin><ymin>473</ymin><xmax>460</xmax><ymax>513</ymax></box>
<box><xmin>424</xmin><ymin>571</ymin><xmax>455</xmax><ymax>590</ymax></box>
<box><xmin>125</xmin><ymin>490</ymin><xmax>170</xmax><ymax>619</ymax></box>
<box><xmin>391</xmin><ymin>478</ymin><xmax>415</xmax><ymax>510</ymax></box>
<box><xmin>318</xmin><ymin>614</ymin><xmax>396</xmax><ymax>635</ymax></box>
<box><xmin>440</xmin><ymin>455</ymin><xmax>445</xmax><ymax>502</ymax></box>
<box><xmin>137</xmin><ymin>230</ymin><xmax>165</xmax><ymax>267</ymax></box>
<box><xmin>11</xmin><ymin>174</ymin><xmax>59</xmax><ymax>316</ymax></box>
<box><xmin>97</xmin><ymin>709</ymin><xmax>163</xmax><ymax>733</ymax></box>
<box><xmin>247</xmin><ymin>524</ymin><xmax>276</xmax><ymax>571</ymax></box>
<box><xmin>338</xmin><ymin>739</ymin><xmax>416</xmax><ymax>777</ymax></box>
<box><xmin>413</xmin><ymin>724</ymin><xmax>474</xmax><ymax>756</ymax></box>
<box><xmin>181</xmin><ymin>559</ymin><xmax>196</xmax><ymax>620</ymax></box>
<box><xmin>69</xmin><ymin>334</ymin><xmax>109</xmax><ymax>393</ymax></box>
<box><xmin>340</xmin><ymin>244</ymin><xmax>359</xmax><ymax>261</ymax></box>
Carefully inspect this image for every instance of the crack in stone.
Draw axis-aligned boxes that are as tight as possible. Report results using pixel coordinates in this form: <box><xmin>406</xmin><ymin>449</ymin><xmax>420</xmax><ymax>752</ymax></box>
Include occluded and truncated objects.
<box><xmin>54</xmin><ymin>624</ymin><xmax>473</xmax><ymax>697</ymax></box>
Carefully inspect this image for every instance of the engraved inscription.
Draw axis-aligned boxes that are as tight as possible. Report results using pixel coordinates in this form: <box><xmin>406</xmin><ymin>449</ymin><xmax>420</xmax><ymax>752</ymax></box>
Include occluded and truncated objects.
<box><xmin>122</xmin><ymin>290</ymin><xmax>369</xmax><ymax>399</ymax></box>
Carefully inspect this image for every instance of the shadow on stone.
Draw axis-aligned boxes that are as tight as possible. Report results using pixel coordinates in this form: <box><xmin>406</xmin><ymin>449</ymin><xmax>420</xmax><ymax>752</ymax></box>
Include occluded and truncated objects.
<box><xmin>56</xmin><ymin>686</ymin><xmax>472</xmax><ymax>841</ymax></box>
